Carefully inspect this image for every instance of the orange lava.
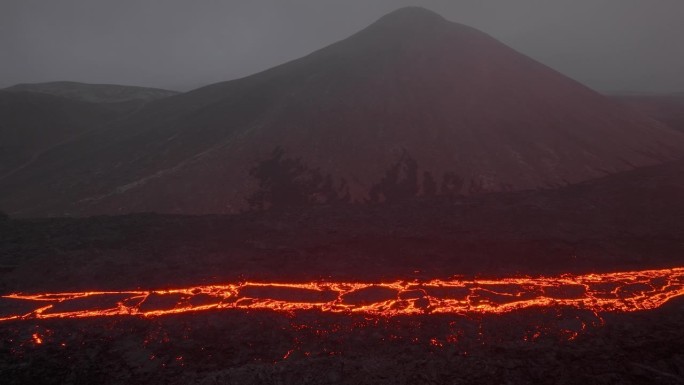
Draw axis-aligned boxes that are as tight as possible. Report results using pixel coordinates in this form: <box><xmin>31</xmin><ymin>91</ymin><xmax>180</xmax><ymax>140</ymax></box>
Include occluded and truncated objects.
<box><xmin>1</xmin><ymin>267</ymin><xmax>683</xmax><ymax>322</ymax></box>
<box><xmin>31</xmin><ymin>333</ymin><xmax>43</xmax><ymax>344</ymax></box>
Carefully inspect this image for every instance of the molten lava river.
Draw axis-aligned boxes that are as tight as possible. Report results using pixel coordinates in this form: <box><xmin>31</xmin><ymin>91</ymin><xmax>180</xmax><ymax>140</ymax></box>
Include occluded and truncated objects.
<box><xmin>1</xmin><ymin>267</ymin><xmax>683</xmax><ymax>323</ymax></box>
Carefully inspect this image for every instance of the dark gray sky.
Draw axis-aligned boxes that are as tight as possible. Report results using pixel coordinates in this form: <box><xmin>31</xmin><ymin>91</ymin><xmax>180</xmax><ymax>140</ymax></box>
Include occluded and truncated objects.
<box><xmin>2</xmin><ymin>0</ymin><xmax>683</xmax><ymax>93</ymax></box>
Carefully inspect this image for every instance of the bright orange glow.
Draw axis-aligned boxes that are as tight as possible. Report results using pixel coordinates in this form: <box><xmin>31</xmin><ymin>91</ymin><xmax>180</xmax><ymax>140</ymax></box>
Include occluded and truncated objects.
<box><xmin>1</xmin><ymin>267</ymin><xmax>683</xmax><ymax>322</ymax></box>
<box><xmin>32</xmin><ymin>333</ymin><xmax>43</xmax><ymax>344</ymax></box>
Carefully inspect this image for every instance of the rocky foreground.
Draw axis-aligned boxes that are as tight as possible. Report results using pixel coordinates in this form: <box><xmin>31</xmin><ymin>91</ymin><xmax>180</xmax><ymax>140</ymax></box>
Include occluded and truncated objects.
<box><xmin>1</xmin><ymin>159</ymin><xmax>684</xmax><ymax>384</ymax></box>
<box><xmin>2</xmin><ymin>299</ymin><xmax>684</xmax><ymax>384</ymax></box>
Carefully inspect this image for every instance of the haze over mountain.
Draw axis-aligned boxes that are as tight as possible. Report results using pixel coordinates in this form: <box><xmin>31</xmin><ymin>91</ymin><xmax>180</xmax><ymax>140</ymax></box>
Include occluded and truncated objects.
<box><xmin>5</xmin><ymin>81</ymin><xmax>179</xmax><ymax>114</ymax></box>
<box><xmin>6</xmin><ymin>81</ymin><xmax>179</xmax><ymax>104</ymax></box>
<box><xmin>1</xmin><ymin>7</ymin><xmax>684</xmax><ymax>217</ymax></box>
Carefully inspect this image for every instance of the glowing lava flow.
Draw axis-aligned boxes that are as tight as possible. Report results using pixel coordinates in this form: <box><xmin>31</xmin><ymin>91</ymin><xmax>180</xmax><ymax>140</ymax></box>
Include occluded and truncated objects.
<box><xmin>1</xmin><ymin>267</ymin><xmax>683</xmax><ymax>322</ymax></box>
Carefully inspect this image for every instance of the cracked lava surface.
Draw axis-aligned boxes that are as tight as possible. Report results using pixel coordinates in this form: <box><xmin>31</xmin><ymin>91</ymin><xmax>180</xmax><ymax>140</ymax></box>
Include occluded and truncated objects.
<box><xmin>1</xmin><ymin>267</ymin><xmax>683</xmax><ymax>323</ymax></box>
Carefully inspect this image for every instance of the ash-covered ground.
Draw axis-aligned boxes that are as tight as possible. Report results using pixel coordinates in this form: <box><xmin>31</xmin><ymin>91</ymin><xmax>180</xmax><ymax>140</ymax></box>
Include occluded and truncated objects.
<box><xmin>2</xmin><ymin>302</ymin><xmax>684</xmax><ymax>384</ymax></box>
<box><xmin>1</xmin><ymin>161</ymin><xmax>684</xmax><ymax>384</ymax></box>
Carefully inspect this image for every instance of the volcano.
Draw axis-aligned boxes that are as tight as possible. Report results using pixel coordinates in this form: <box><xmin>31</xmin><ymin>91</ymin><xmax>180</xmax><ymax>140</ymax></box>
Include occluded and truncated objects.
<box><xmin>2</xmin><ymin>7</ymin><xmax>684</xmax><ymax>216</ymax></box>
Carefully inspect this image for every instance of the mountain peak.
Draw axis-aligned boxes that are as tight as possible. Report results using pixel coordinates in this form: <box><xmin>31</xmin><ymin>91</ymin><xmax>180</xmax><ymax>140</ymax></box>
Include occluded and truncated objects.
<box><xmin>373</xmin><ymin>7</ymin><xmax>447</xmax><ymax>27</ymax></box>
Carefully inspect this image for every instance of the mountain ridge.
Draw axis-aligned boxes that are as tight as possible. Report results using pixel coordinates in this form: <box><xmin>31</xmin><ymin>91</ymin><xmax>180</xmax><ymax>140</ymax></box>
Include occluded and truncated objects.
<box><xmin>5</xmin><ymin>81</ymin><xmax>179</xmax><ymax>104</ymax></box>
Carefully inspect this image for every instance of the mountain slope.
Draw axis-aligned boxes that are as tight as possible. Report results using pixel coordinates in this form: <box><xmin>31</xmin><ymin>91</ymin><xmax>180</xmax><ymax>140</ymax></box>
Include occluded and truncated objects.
<box><xmin>610</xmin><ymin>93</ymin><xmax>684</xmax><ymax>133</ymax></box>
<box><xmin>2</xmin><ymin>7</ymin><xmax>684</xmax><ymax>216</ymax></box>
<box><xmin>0</xmin><ymin>91</ymin><xmax>121</xmax><ymax>178</ymax></box>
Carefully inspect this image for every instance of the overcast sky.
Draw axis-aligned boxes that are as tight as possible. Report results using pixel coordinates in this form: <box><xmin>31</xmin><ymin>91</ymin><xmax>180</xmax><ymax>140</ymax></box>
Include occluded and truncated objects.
<box><xmin>1</xmin><ymin>0</ymin><xmax>683</xmax><ymax>93</ymax></box>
